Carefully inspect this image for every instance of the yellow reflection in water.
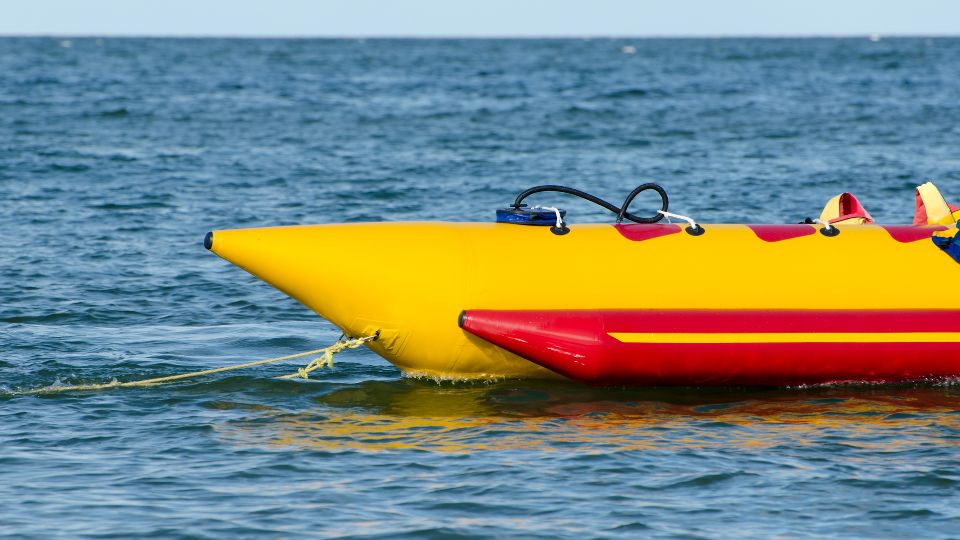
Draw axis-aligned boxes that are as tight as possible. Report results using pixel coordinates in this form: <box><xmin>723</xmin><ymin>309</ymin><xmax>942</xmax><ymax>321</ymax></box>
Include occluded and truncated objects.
<box><xmin>213</xmin><ymin>380</ymin><xmax>960</xmax><ymax>453</ymax></box>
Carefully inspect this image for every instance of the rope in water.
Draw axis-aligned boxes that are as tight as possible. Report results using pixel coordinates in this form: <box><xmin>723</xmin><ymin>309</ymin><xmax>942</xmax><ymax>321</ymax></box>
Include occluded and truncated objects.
<box><xmin>12</xmin><ymin>333</ymin><xmax>379</xmax><ymax>396</ymax></box>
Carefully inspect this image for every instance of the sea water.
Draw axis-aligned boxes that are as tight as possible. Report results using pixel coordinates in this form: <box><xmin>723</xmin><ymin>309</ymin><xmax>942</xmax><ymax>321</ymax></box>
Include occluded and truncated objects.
<box><xmin>2</xmin><ymin>37</ymin><xmax>960</xmax><ymax>538</ymax></box>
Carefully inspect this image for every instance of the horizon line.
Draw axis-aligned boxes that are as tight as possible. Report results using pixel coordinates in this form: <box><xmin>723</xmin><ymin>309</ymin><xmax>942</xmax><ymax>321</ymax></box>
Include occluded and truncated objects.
<box><xmin>2</xmin><ymin>32</ymin><xmax>959</xmax><ymax>40</ymax></box>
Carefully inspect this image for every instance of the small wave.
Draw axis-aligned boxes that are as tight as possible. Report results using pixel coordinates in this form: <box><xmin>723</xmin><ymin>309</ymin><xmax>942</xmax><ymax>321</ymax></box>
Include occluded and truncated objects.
<box><xmin>860</xmin><ymin>50</ymin><xmax>913</xmax><ymax>61</ymax></box>
<box><xmin>591</xmin><ymin>88</ymin><xmax>668</xmax><ymax>100</ymax></box>
<box><xmin>202</xmin><ymin>400</ymin><xmax>274</xmax><ymax>412</ymax></box>
<box><xmin>903</xmin><ymin>472</ymin><xmax>959</xmax><ymax>488</ymax></box>
<box><xmin>2</xmin><ymin>312</ymin><xmax>78</xmax><ymax>324</ymax></box>
<box><xmin>76</xmin><ymin>107</ymin><xmax>133</xmax><ymax>119</ymax></box>
<box><xmin>614</xmin><ymin>138</ymin><xmax>652</xmax><ymax>148</ymax></box>
<box><xmin>99</xmin><ymin>107</ymin><xmax>129</xmax><ymax>118</ymax></box>
<box><xmin>608</xmin><ymin>522</ymin><xmax>651</xmax><ymax>532</ymax></box>
<box><xmin>868</xmin><ymin>508</ymin><xmax>939</xmax><ymax>520</ymax></box>
<box><xmin>24</xmin><ymin>76</ymin><xmax>61</xmax><ymax>86</ymax></box>
<box><xmin>89</xmin><ymin>201</ymin><xmax>174</xmax><ymax>211</ymax></box>
<box><xmin>544</xmin><ymin>128</ymin><xmax>594</xmax><ymax>141</ymax></box>
<box><xmin>654</xmin><ymin>129</ymin><xmax>696</xmax><ymax>139</ymax></box>
<box><xmin>655</xmin><ymin>471</ymin><xmax>747</xmax><ymax>490</ymax></box>
<box><xmin>761</xmin><ymin>130</ymin><xmax>801</xmax><ymax>140</ymax></box>
<box><xmin>48</xmin><ymin>163</ymin><xmax>91</xmax><ymax>173</ymax></box>
<box><xmin>561</xmin><ymin>105</ymin><xmax>620</xmax><ymax>117</ymax></box>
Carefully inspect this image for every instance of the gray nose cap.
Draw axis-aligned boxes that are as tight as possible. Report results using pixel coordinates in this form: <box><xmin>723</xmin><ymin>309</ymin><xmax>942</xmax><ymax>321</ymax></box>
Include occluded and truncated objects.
<box><xmin>204</xmin><ymin>231</ymin><xmax>213</xmax><ymax>250</ymax></box>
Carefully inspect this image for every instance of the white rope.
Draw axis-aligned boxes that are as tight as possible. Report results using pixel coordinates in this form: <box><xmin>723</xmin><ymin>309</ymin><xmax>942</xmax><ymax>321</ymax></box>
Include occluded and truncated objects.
<box><xmin>658</xmin><ymin>210</ymin><xmax>698</xmax><ymax>229</ymax></box>
<box><xmin>532</xmin><ymin>205</ymin><xmax>564</xmax><ymax>229</ymax></box>
<box><xmin>813</xmin><ymin>218</ymin><xmax>837</xmax><ymax>233</ymax></box>
<box><xmin>11</xmin><ymin>334</ymin><xmax>379</xmax><ymax>396</ymax></box>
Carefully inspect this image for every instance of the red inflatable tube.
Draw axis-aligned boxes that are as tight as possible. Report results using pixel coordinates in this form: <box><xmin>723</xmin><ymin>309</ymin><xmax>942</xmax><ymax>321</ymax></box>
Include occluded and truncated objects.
<box><xmin>459</xmin><ymin>309</ymin><xmax>960</xmax><ymax>386</ymax></box>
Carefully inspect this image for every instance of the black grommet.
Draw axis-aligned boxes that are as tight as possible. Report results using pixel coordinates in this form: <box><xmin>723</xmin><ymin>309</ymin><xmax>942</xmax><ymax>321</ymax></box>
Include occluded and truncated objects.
<box><xmin>550</xmin><ymin>224</ymin><xmax>570</xmax><ymax>235</ymax></box>
<box><xmin>820</xmin><ymin>226</ymin><xmax>840</xmax><ymax>237</ymax></box>
<box><xmin>686</xmin><ymin>224</ymin><xmax>705</xmax><ymax>236</ymax></box>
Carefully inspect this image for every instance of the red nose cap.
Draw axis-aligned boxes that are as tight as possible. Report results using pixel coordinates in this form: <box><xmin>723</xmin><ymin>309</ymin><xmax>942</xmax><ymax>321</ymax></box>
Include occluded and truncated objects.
<box><xmin>459</xmin><ymin>309</ymin><xmax>606</xmax><ymax>382</ymax></box>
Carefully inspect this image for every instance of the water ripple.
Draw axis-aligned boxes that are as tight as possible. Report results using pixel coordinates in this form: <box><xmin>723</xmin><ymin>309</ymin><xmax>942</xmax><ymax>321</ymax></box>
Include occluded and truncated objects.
<box><xmin>4</xmin><ymin>36</ymin><xmax>960</xmax><ymax>538</ymax></box>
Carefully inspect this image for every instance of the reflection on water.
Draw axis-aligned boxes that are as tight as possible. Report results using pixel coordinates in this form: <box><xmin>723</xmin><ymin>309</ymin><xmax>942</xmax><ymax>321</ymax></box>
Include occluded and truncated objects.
<box><xmin>215</xmin><ymin>379</ymin><xmax>960</xmax><ymax>453</ymax></box>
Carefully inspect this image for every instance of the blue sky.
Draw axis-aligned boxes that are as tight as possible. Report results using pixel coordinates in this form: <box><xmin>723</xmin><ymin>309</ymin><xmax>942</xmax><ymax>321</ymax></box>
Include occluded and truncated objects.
<box><xmin>2</xmin><ymin>0</ymin><xmax>958</xmax><ymax>37</ymax></box>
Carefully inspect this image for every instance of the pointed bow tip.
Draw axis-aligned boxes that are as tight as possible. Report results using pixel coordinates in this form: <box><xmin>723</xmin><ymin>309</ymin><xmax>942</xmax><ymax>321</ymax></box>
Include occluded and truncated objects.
<box><xmin>203</xmin><ymin>231</ymin><xmax>213</xmax><ymax>251</ymax></box>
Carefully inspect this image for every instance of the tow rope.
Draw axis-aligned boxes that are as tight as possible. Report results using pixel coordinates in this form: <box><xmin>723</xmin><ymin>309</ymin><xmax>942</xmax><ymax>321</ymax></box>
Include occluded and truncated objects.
<box><xmin>10</xmin><ymin>332</ymin><xmax>379</xmax><ymax>396</ymax></box>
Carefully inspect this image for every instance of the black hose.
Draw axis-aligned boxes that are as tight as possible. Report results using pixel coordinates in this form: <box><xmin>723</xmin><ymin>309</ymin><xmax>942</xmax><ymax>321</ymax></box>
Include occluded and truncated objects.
<box><xmin>511</xmin><ymin>183</ymin><xmax>668</xmax><ymax>224</ymax></box>
<box><xmin>616</xmin><ymin>183</ymin><xmax>669</xmax><ymax>224</ymax></box>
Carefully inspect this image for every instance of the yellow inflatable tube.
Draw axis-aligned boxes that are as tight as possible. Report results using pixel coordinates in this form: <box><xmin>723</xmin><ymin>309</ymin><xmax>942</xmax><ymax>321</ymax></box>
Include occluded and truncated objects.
<box><xmin>206</xmin><ymin>221</ymin><xmax>960</xmax><ymax>381</ymax></box>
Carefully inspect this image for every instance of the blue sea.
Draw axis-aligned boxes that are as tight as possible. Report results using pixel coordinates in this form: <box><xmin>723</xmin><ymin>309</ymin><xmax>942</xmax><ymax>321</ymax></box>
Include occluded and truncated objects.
<box><xmin>3</xmin><ymin>37</ymin><xmax>960</xmax><ymax>538</ymax></box>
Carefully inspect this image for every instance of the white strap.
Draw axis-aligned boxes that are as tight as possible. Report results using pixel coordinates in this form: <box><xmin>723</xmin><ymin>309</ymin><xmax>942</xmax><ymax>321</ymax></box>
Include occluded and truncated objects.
<box><xmin>658</xmin><ymin>210</ymin><xmax>698</xmax><ymax>229</ymax></box>
<box><xmin>813</xmin><ymin>218</ymin><xmax>837</xmax><ymax>233</ymax></box>
<box><xmin>532</xmin><ymin>206</ymin><xmax>564</xmax><ymax>229</ymax></box>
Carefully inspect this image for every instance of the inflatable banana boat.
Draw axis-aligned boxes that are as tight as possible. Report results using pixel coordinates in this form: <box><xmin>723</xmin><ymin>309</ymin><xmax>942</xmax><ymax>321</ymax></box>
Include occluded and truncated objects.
<box><xmin>206</xmin><ymin>182</ymin><xmax>960</xmax><ymax>386</ymax></box>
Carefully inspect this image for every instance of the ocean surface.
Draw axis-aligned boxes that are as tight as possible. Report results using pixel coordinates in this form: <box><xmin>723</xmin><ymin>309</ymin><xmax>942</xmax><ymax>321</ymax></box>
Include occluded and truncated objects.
<box><xmin>3</xmin><ymin>37</ymin><xmax>960</xmax><ymax>538</ymax></box>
